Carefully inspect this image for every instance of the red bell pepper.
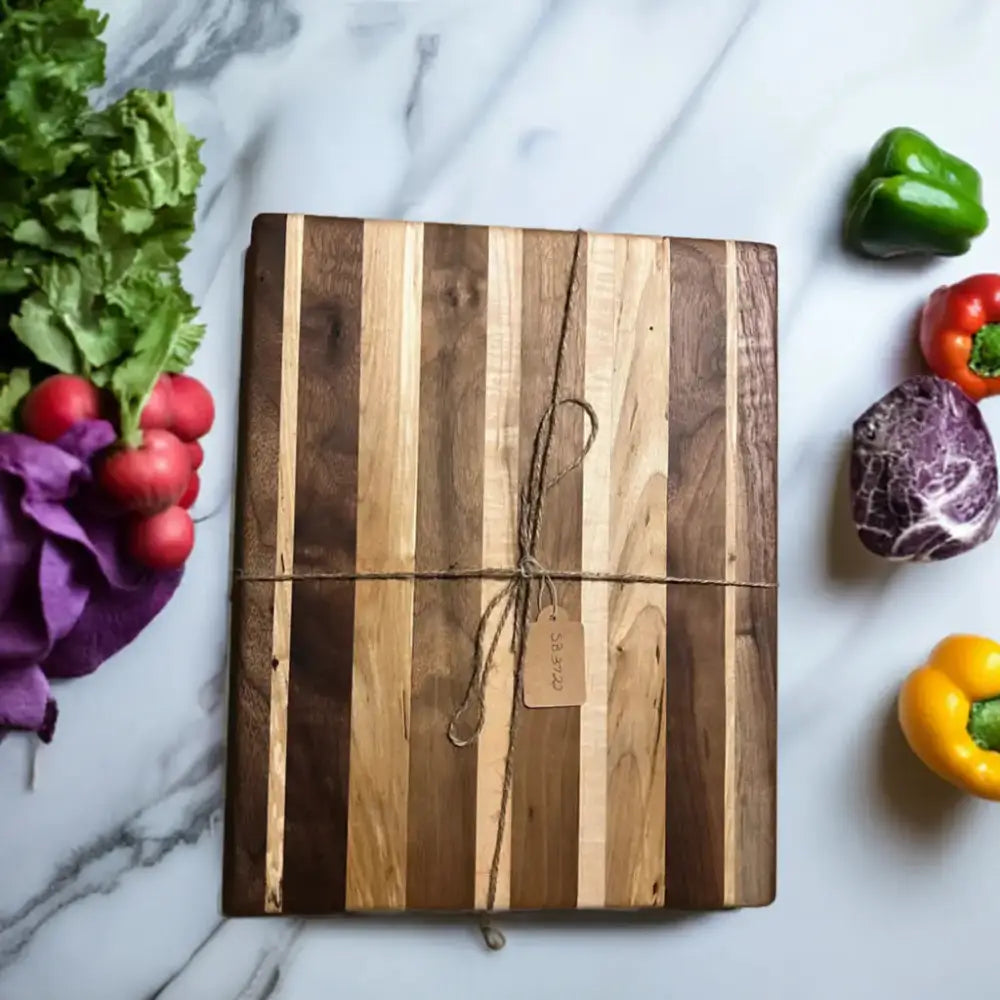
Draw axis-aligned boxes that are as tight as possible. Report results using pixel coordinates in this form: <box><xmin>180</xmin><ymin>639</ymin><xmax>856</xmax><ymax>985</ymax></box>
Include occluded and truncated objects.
<box><xmin>920</xmin><ymin>274</ymin><xmax>1000</xmax><ymax>401</ymax></box>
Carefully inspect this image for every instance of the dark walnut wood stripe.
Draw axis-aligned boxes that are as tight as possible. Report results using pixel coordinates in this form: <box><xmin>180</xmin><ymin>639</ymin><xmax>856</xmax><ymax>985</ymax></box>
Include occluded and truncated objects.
<box><xmin>406</xmin><ymin>223</ymin><xmax>488</xmax><ymax>909</ymax></box>
<box><xmin>732</xmin><ymin>242</ymin><xmax>777</xmax><ymax>905</ymax></box>
<box><xmin>510</xmin><ymin>228</ymin><xmax>585</xmax><ymax>910</ymax></box>
<box><xmin>665</xmin><ymin>238</ymin><xmax>729</xmax><ymax>909</ymax></box>
<box><xmin>232</xmin><ymin>215</ymin><xmax>288</xmax><ymax>577</ymax></box>
<box><xmin>733</xmin><ymin>585</ymin><xmax>777</xmax><ymax>904</ymax></box>
<box><xmin>281</xmin><ymin>217</ymin><xmax>364</xmax><ymax>913</ymax></box>
<box><xmin>735</xmin><ymin>243</ymin><xmax>778</xmax><ymax>584</ymax></box>
<box><xmin>665</xmin><ymin>586</ymin><xmax>727</xmax><ymax>907</ymax></box>
<box><xmin>223</xmin><ymin>215</ymin><xmax>287</xmax><ymax>915</ymax></box>
<box><xmin>666</xmin><ymin>239</ymin><xmax>728</xmax><ymax>581</ymax></box>
<box><xmin>224</xmin><ymin>581</ymin><xmax>275</xmax><ymax>915</ymax></box>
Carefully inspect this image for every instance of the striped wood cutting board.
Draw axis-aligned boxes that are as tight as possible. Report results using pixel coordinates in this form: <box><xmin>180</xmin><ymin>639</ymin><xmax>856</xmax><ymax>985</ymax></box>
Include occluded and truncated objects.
<box><xmin>223</xmin><ymin>215</ymin><xmax>777</xmax><ymax>916</ymax></box>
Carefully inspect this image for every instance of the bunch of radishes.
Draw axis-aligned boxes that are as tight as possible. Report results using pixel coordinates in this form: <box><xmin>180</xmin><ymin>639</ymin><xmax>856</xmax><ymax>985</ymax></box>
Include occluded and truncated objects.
<box><xmin>19</xmin><ymin>372</ymin><xmax>215</xmax><ymax>571</ymax></box>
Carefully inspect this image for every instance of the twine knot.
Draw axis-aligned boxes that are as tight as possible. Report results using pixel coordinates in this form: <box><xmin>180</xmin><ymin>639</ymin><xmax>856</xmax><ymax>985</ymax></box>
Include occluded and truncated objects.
<box><xmin>517</xmin><ymin>555</ymin><xmax>542</xmax><ymax>580</ymax></box>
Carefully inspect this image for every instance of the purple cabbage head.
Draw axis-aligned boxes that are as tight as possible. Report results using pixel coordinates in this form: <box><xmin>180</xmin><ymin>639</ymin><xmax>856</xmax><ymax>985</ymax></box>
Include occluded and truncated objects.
<box><xmin>851</xmin><ymin>375</ymin><xmax>1000</xmax><ymax>562</ymax></box>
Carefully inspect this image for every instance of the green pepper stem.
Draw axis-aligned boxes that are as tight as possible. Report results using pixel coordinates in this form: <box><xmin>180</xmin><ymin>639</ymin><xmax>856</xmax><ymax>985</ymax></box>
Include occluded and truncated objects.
<box><xmin>968</xmin><ymin>696</ymin><xmax>1000</xmax><ymax>752</ymax></box>
<box><xmin>968</xmin><ymin>323</ymin><xmax>1000</xmax><ymax>378</ymax></box>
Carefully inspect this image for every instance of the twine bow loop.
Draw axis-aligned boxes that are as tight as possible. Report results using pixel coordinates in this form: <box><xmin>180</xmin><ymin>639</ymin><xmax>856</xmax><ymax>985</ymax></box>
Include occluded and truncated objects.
<box><xmin>446</xmin><ymin>396</ymin><xmax>598</xmax><ymax>752</ymax></box>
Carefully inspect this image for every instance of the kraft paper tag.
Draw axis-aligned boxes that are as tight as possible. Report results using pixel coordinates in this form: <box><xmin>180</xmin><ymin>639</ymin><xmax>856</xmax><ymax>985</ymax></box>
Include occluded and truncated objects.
<box><xmin>523</xmin><ymin>605</ymin><xmax>586</xmax><ymax>708</ymax></box>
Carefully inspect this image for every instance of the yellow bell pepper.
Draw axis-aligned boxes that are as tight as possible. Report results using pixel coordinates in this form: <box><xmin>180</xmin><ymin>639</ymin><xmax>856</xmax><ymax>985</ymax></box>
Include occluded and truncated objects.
<box><xmin>898</xmin><ymin>634</ymin><xmax>1000</xmax><ymax>800</ymax></box>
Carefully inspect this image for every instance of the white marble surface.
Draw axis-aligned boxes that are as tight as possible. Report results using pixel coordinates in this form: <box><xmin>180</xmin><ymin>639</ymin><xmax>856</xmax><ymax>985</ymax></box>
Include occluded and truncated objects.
<box><xmin>3</xmin><ymin>0</ymin><xmax>1000</xmax><ymax>997</ymax></box>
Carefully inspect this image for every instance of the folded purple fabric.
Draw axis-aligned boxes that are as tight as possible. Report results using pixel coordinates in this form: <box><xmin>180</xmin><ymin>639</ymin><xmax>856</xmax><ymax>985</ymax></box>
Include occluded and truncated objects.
<box><xmin>0</xmin><ymin>666</ymin><xmax>57</xmax><ymax>742</ymax></box>
<box><xmin>0</xmin><ymin>422</ymin><xmax>182</xmax><ymax>741</ymax></box>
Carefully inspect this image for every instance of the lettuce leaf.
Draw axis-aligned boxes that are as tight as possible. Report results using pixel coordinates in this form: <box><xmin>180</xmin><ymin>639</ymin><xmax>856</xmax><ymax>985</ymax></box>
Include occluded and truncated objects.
<box><xmin>108</xmin><ymin>291</ymin><xmax>187</xmax><ymax>441</ymax></box>
<box><xmin>0</xmin><ymin>0</ymin><xmax>107</xmax><ymax>177</ymax></box>
<box><xmin>0</xmin><ymin>2</ymin><xmax>205</xmax><ymax>442</ymax></box>
<box><xmin>0</xmin><ymin>366</ymin><xmax>30</xmax><ymax>430</ymax></box>
<box><xmin>164</xmin><ymin>317</ymin><xmax>206</xmax><ymax>374</ymax></box>
<box><xmin>10</xmin><ymin>294</ymin><xmax>81</xmax><ymax>373</ymax></box>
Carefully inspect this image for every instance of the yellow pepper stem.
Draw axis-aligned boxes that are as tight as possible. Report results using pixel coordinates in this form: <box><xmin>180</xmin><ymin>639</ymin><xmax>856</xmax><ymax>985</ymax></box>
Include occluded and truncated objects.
<box><xmin>969</xmin><ymin>696</ymin><xmax>1000</xmax><ymax>751</ymax></box>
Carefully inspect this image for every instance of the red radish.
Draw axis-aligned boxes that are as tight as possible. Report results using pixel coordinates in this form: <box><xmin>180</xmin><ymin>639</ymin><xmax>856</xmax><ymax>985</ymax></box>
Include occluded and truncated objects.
<box><xmin>168</xmin><ymin>374</ymin><xmax>214</xmax><ymax>442</ymax></box>
<box><xmin>98</xmin><ymin>429</ymin><xmax>191</xmax><ymax>514</ymax></box>
<box><xmin>20</xmin><ymin>375</ymin><xmax>101</xmax><ymax>443</ymax></box>
<box><xmin>186</xmin><ymin>440</ymin><xmax>204</xmax><ymax>471</ymax></box>
<box><xmin>178</xmin><ymin>471</ymin><xmax>200</xmax><ymax>510</ymax></box>
<box><xmin>139</xmin><ymin>375</ymin><xmax>174</xmax><ymax>430</ymax></box>
<box><xmin>128</xmin><ymin>506</ymin><xmax>194</xmax><ymax>570</ymax></box>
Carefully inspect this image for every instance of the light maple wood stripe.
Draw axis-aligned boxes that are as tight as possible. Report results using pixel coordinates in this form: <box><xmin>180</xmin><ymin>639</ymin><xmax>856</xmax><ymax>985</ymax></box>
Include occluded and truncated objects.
<box><xmin>474</xmin><ymin>227</ymin><xmax>522</xmax><ymax>911</ymax></box>
<box><xmin>723</xmin><ymin>239</ymin><xmax>739</xmax><ymax>906</ymax></box>
<box><xmin>263</xmin><ymin>212</ymin><xmax>304</xmax><ymax>913</ymax></box>
<box><xmin>345</xmin><ymin>220</ymin><xmax>423</xmax><ymax>911</ymax></box>
<box><xmin>605</xmin><ymin>235</ymin><xmax>669</xmax><ymax>907</ymax></box>
<box><xmin>578</xmin><ymin>232</ymin><xmax>615</xmax><ymax>909</ymax></box>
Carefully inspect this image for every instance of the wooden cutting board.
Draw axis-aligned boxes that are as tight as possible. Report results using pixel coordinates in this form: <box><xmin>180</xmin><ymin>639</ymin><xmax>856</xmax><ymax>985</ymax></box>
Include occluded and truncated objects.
<box><xmin>223</xmin><ymin>215</ymin><xmax>777</xmax><ymax>917</ymax></box>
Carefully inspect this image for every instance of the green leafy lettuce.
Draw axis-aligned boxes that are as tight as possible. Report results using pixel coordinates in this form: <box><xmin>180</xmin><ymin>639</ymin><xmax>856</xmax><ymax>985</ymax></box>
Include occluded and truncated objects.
<box><xmin>0</xmin><ymin>365</ymin><xmax>30</xmax><ymax>429</ymax></box>
<box><xmin>0</xmin><ymin>0</ymin><xmax>205</xmax><ymax>442</ymax></box>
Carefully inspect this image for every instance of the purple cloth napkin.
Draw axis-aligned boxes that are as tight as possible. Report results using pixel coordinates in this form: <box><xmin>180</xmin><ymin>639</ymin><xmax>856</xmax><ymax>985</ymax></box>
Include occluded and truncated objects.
<box><xmin>0</xmin><ymin>421</ymin><xmax>182</xmax><ymax>741</ymax></box>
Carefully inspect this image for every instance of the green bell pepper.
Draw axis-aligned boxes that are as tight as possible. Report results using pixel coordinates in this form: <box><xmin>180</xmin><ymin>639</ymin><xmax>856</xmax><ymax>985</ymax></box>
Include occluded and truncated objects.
<box><xmin>844</xmin><ymin>127</ymin><xmax>988</xmax><ymax>258</ymax></box>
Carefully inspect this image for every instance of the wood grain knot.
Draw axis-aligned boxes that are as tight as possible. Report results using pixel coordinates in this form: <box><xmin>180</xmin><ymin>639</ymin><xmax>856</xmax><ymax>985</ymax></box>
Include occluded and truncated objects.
<box><xmin>440</xmin><ymin>276</ymin><xmax>483</xmax><ymax>311</ymax></box>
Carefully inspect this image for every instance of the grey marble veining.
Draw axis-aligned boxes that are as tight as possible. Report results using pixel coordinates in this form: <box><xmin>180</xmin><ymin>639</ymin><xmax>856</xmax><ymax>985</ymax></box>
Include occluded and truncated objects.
<box><xmin>1</xmin><ymin>743</ymin><xmax>221</xmax><ymax>968</ymax></box>
<box><xmin>3</xmin><ymin>1</ymin><xmax>1000</xmax><ymax>998</ymax></box>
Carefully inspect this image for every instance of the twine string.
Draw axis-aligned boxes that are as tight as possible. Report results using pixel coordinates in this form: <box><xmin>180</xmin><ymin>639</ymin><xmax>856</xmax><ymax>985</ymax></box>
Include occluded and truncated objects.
<box><xmin>444</xmin><ymin>232</ymin><xmax>589</xmax><ymax>950</ymax></box>
<box><xmin>236</xmin><ymin>567</ymin><xmax>776</xmax><ymax>587</ymax></box>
